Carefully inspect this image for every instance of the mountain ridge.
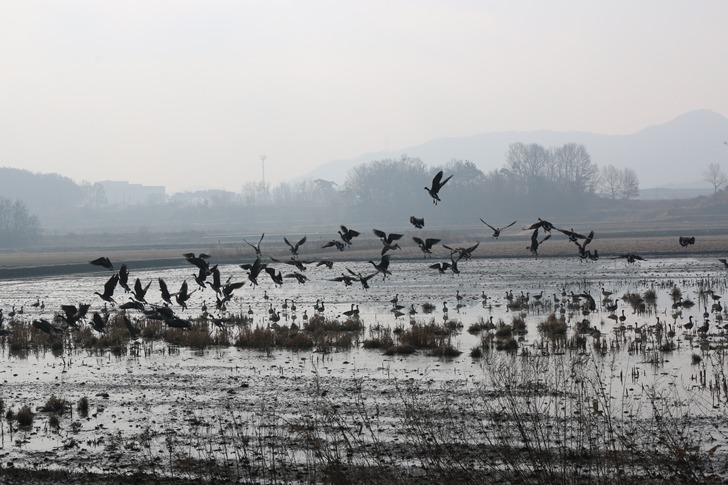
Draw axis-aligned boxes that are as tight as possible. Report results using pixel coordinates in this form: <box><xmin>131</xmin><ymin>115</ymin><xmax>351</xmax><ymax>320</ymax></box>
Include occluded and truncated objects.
<box><xmin>294</xmin><ymin>109</ymin><xmax>728</xmax><ymax>188</ymax></box>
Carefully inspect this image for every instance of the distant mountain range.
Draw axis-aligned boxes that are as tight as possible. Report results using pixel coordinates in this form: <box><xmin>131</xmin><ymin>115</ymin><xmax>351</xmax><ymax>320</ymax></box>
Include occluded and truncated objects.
<box><xmin>295</xmin><ymin>109</ymin><xmax>728</xmax><ymax>190</ymax></box>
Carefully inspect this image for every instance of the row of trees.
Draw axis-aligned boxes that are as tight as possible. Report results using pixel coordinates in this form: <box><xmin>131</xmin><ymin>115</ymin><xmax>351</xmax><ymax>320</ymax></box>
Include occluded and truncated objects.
<box><xmin>0</xmin><ymin>197</ymin><xmax>40</xmax><ymax>247</ymax></box>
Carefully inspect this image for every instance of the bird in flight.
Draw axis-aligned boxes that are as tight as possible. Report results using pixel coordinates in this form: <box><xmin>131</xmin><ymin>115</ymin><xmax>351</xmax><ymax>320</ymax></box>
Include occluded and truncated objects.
<box><xmin>243</xmin><ymin>233</ymin><xmax>265</xmax><ymax>256</ymax></box>
<box><xmin>425</xmin><ymin>170</ymin><xmax>453</xmax><ymax>204</ymax></box>
<box><xmin>89</xmin><ymin>257</ymin><xmax>113</xmax><ymax>271</ymax></box>
<box><xmin>284</xmin><ymin>236</ymin><xmax>307</xmax><ymax>255</ymax></box>
<box><xmin>480</xmin><ymin>219</ymin><xmax>516</xmax><ymax>239</ymax></box>
<box><xmin>679</xmin><ymin>236</ymin><xmax>695</xmax><ymax>247</ymax></box>
<box><xmin>410</xmin><ymin>216</ymin><xmax>425</xmax><ymax>229</ymax></box>
<box><xmin>527</xmin><ymin>227</ymin><xmax>551</xmax><ymax>258</ymax></box>
<box><xmin>413</xmin><ymin>237</ymin><xmax>441</xmax><ymax>258</ymax></box>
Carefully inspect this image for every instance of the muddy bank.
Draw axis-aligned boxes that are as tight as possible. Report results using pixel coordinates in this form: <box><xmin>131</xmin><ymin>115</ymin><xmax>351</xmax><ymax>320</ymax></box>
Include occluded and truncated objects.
<box><xmin>2</xmin><ymin>232</ymin><xmax>728</xmax><ymax>280</ymax></box>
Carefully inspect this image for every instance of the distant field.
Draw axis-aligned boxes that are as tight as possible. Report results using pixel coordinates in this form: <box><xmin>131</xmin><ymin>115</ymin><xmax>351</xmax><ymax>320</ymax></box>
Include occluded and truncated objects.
<box><xmin>1</xmin><ymin>228</ymin><xmax>726</xmax><ymax>279</ymax></box>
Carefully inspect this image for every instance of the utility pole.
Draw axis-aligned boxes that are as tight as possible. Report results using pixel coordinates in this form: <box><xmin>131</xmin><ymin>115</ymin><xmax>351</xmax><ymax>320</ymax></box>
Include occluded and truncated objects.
<box><xmin>260</xmin><ymin>154</ymin><xmax>267</xmax><ymax>204</ymax></box>
<box><xmin>260</xmin><ymin>154</ymin><xmax>267</xmax><ymax>189</ymax></box>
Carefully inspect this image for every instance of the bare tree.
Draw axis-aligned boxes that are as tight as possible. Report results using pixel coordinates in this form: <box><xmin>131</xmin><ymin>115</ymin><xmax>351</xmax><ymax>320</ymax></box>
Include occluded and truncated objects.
<box><xmin>702</xmin><ymin>163</ymin><xmax>728</xmax><ymax>193</ymax></box>
<box><xmin>550</xmin><ymin>143</ymin><xmax>599</xmax><ymax>194</ymax></box>
<box><xmin>620</xmin><ymin>167</ymin><xmax>640</xmax><ymax>199</ymax></box>
<box><xmin>506</xmin><ymin>142</ymin><xmax>550</xmax><ymax>179</ymax></box>
<box><xmin>599</xmin><ymin>165</ymin><xmax>623</xmax><ymax>199</ymax></box>
<box><xmin>0</xmin><ymin>197</ymin><xmax>41</xmax><ymax>247</ymax></box>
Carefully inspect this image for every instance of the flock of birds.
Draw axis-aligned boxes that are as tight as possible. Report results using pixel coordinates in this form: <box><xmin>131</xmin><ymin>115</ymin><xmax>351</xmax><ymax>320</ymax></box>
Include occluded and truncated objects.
<box><xmin>0</xmin><ymin>170</ymin><xmax>716</xmax><ymax>341</ymax></box>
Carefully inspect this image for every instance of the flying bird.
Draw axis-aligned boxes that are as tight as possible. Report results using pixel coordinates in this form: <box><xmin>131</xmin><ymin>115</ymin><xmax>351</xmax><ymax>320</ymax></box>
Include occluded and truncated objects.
<box><xmin>132</xmin><ymin>278</ymin><xmax>152</xmax><ymax>303</ymax></box>
<box><xmin>322</xmin><ymin>240</ymin><xmax>346</xmax><ymax>251</ymax></box>
<box><xmin>615</xmin><ymin>253</ymin><xmax>645</xmax><ymax>264</ymax></box>
<box><xmin>117</xmin><ymin>263</ymin><xmax>131</xmax><ymax>292</ymax></box>
<box><xmin>425</xmin><ymin>170</ymin><xmax>453</xmax><ymax>204</ymax></box>
<box><xmin>339</xmin><ymin>225</ymin><xmax>361</xmax><ymax>246</ymax></box>
<box><xmin>479</xmin><ymin>219</ymin><xmax>516</xmax><ymax>239</ymax></box>
<box><xmin>89</xmin><ymin>257</ymin><xmax>113</xmax><ymax>271</ymax></box>
<box><xmin>95</xmin><ymin>273</ymin><xmax>119</xmax><ymax>303</ymax></box>
<box><xmin>556</xmin><ymin>227</ymin><xmax>590</xmax><ymax>242</ymax></box>
<box><xmin>409</xmin><ymin>216</ymin><xmax>425</xmax><ymax>229</ymax></box>
<box><xmin>527</xmin><ymin>218</ymin><xmax>554</xmax><ymax>233</ymax></box>
<box><xmin>284</xmin><ymin>236</ymin><xmax>307</xmax><ymax>255</ymax></box>
<box><xmin>243</xmin><ymin>233</ymin><xmax>265</xmax><ymax>256</ymax></box>
<box><xmin>183</xmin><ymin>253</ymin><xmax>211</xmax><ymax>273</ymax></box>
<box><xmin>679</xmin><ymin>236</ymin><xmax>696</xmax><ymax>247</ymax></box>
<box><xmin>373</xmin><ymin>229</ymin><xmax>403</xmax><ymax>255</ymax></box>
<box><xmin>527</xmin><ymin>227</ymin><xmax>551</xmax><ymax>258</ymax></box>
<box><xmin>413</xmin><ymin>237</ymin><xmax>441</xmax><ymax>258</ymax></box>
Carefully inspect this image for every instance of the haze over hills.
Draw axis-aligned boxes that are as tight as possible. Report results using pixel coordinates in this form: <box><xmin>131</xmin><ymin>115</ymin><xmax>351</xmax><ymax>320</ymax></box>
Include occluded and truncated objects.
<box><xmin>295</xmin><ymin>110</ymin><xmax>728</xmax><ymax>190</ymax></box>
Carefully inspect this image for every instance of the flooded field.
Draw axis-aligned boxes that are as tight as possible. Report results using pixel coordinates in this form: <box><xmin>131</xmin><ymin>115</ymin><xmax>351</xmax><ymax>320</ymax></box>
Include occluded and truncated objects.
<box><xmin>1</xmin><ymin>255</ymin><xmax>728</xmax><ymax>483</ymax></box>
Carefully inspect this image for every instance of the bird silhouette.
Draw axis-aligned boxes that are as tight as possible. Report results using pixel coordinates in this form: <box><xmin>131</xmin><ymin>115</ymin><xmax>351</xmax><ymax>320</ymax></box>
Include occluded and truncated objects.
<box><xmin>89</xmin><ymin>256</ymin><xmax>113</xmax><ymax>271</ymax></box>
<box><xmin>183</xmin><ymin>253</ymin><xmax>211</xmax><ymax>273</ymax></box>
<box><xmin>132</xmin><ymin>278</ymin><xmax>152</xmax><ymax>303</ymax></box>
<box><xmin>32</xmin><ymin>318</ymin><xmax>63</xmax><ymax>335</ymax></box>
<box><xmin>556</xmin><ymin>227</ymin><xmax>589</xmax><ymax>242</ymax></box>
<box><xmin>368</xmin><ymin>254</ymin><xmax>392</xmax><ymax>279</ymax></box>
<box><xmin>285</xmin><ymin>272</ymin><xmax>308</xmax><ymax>284</ymax></box>
<box><xmin>413</xmin><ymin>237</ymin><xmax>441</xmax><ymax>258</ymax></box>
<box><xmin>616</xmin><ymin>253</ymin><xmax>645</xmax><ymax>264</ymax></box>
<box><xmin>409</xmin><ymin>216</ymin><xmax>425</xmax><ymax>229</ymax></box>
<box><xmin>330</xmin><ymin>273</ymin><xmax>355</xmax><ymax>286</ymax></box>
<box><xmin>60</xmin><ymin>303</ymin><xmax>90</xmax><ymax>327</ymax></box>
<box><xmin>443</xmin><ymin>242</ymin><xmax>479</xmax><ymax>260</ymax></box>
<box><xmin>339</xmin><ymin>225</ymin><xmax>361</xmax><ymax>246</ymax></box>
<box><xmin>158</xmin><ymin>278</ymin><xmax>174</xmax><ymax>304</ymax></box>
<box><xmin>373</xmin><ymin>229</ymin><xmax>403</xmax><ymax>255</ymax></box>
<box><xmin>91</xmin><ymin>312</ymin><xmax>108</xmax><ymax>333</ymax></box>
<box><xmin>284</xmin><ymin>236</ymin><xmax>307</xmax><ymax>255</ymax></box>
<box><xmin>118</xmin><ymin>263</ymin><xmax>131</xmax><ymax>292</ymax></box>
<box><xmin>429</xmin><ymin>262</ymin><xmax>451</xmax><ymax>274</ymax></box>
<box><xmin>243</xmin><ymin>233</ymin><xmax>265</xmax><ymax>256</ymax></box>
<box><xmin>527</xmin><ymin>227</ymin><xmax>551</xmax><ymax>257</ymax></box>
<box><xmin>241</xmin><ymin>257</ymin><xmax>267</xmax><ymax>286</ymax></box>
<box><xmin>95</xmin><ymin>273</ymin><xmax>119</xmax><ymax>303</ymax></box>
<box><xmin>527</xmin><ymin>218</ymin><xmax>554</xmax><ymax>233</ymax></box>
<box><xmin>175</xmin><ymin>280</ymin><xmax>196</xmax><ymax>309</ymax></box>
<box><xmin>479</xmin><ymin>219</ymin><xmax>516</xmax><ymax>239</ymax></box>
<box><xmin>265</xmin><ymin>266</ymin><xmax>284</xmax><ymax>286</ymax></box>
<box><xmin>425</xmin><ymin>170</ymin><xmax>453</xmax><ymax>204</ymax></box>
<box><xmin>322</xmin><ymin>240</ymin><xmax>346</xmax><ymax>251</ymax></box>
<box><xmin>346</xmin><ymin>268</ymin><xmax>378</xmax><ymax>289</ymax></box>
<box><xmin>270</xmin><ymin>257</ymin><xmax>312</xmax><ymax>272</ymax></box>
<box><xmin>679</xmin><ymin>236</ymin><xmax>696</xmax><ymax>247</ymax></box>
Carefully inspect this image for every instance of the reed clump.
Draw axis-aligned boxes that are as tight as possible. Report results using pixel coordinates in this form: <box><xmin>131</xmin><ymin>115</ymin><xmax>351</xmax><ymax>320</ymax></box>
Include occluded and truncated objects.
<box><xmin>537</xmin><ymin>313</ymin><xmax>567</xmax><ymax>337</ymax></box>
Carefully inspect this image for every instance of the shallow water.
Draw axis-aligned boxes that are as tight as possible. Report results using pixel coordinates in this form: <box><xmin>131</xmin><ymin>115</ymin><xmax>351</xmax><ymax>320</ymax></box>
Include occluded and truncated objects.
<box><xmin>0</xmin><ymin>255</ymin><xmax>727</xmax><ymax>476</ymax></box>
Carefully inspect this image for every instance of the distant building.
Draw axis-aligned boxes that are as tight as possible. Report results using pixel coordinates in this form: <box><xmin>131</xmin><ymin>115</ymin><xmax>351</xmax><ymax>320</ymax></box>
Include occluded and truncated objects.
<box><xmin>99</xmin><ymin>180</ymin><xmax>166</xmax><ymax>206</ymax></box>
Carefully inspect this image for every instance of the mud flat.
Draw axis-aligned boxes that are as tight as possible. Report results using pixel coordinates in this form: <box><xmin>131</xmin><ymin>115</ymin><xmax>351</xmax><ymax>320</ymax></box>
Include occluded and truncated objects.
<box><xmin>0</xmin><ymin>255</ymin><xmax>727</xmax><ymax>483</ymax></box>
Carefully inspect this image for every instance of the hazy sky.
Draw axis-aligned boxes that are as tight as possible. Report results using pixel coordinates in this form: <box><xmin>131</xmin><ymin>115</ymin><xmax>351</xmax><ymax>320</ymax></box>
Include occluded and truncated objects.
<box><xmin>1</xmin><ymin>1</ymin><xmax>727</xmax><ymax>193</ymax></box>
